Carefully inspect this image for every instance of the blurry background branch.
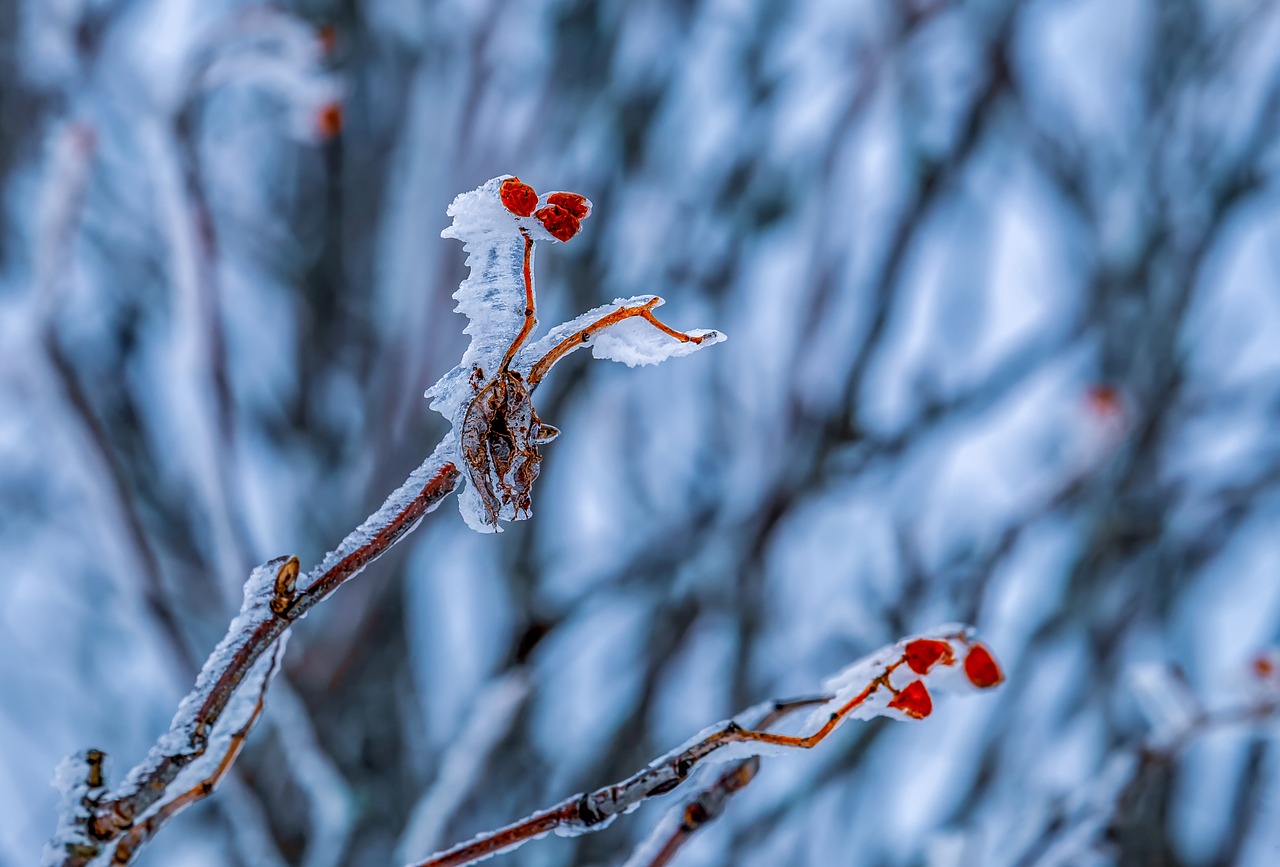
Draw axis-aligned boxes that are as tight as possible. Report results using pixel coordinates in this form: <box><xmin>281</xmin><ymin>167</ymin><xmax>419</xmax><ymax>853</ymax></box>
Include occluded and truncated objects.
<box><xmin>6</xmin><ymin>0</ymin><xmax>1280</xmax><ymax>865</ymax></box>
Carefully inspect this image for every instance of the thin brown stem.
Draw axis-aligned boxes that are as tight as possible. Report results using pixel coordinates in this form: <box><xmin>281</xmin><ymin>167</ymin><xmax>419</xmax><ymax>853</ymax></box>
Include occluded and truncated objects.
<box><xmin>411</xmin><ymin>696</ymin><xmax>832</xmax><ymax>867</ymax></box>
<box><xmin>499</xmin><ymin>230</ymin><xmax>537</xmax><ymax>372</ymax></box>
<box><xmin>630</xmin><ymin>697</ymin><xmax>829</xmax><ymax>867</ymax></box>
<box><xmin>637</xmin><ymin>760</ymin><xmax>760</xmax><ymax>867</ymax></box>
<box><xmin>526</xmin><ymin>299</ymin><xmax>707</xmax><ymax>388</ymax></box>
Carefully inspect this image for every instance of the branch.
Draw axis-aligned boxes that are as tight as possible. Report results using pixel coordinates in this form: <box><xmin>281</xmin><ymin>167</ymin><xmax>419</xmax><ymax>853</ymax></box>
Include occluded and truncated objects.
<box><xmin>109</xmin><ymin>642</ymin><xmax>284</xmax><ymax>864</ymax></box>
<box><xmin>621</xmin><ymin>698</ymin><xmax>824</xmax><ymax>867</ymax></box>
<box><xmin>410</xmin><ymin>628</ymin><xmax>1004</xmax><ymax>867</ymax></box>
<box><xmin>46</xmin><ymin>442</ymin><xmax>460</xmax><ymax>867</ymax></box>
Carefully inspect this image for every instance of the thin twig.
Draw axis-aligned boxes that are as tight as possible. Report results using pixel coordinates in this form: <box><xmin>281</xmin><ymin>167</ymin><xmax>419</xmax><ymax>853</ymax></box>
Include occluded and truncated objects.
<box><xmin>411</xmin><ymin>695</ymin><xmax>841</xmax><ymax>867</ymax></box>
<box><xmin>414</xmin><ymin>630</ymin><xmax>1001</xmax><ymax>867</ymax></box>
<box><xmin>624</xmin><ymin>698</ymin><xmax>822</xmax><ymax>867</ymax></box>
<box><xmin>108</xmin><ymin>643</ymin><xmax>285</xmax><ymax>864</ymax></box>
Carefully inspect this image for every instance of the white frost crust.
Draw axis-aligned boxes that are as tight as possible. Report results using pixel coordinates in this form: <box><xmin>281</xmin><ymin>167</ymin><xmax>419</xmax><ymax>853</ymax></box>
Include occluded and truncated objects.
<box><xmin>456</xmin><ymin>482</ymin><xmax>496</xmax><ymax>535</ymax></box>
<box><xmin>305</xmin><ymin>438</ymin><xmax>456</xmax><ymax>576</ymax></box>
<box><xmin>427</xmin><ymin>176</ymin><xmax>580</xmax><ymax>406</ymax></box>
<box><xmin>514</xmin><ymin>295</ymin><xmax>727</xmax><ymax>371</ymax></box>
<box><xmin>806</xmin><ymin>623</ymin><xmax>980</xmax><ymax>732</ymax></box>
<box><xmin>114</xmin><ymin>558</ymin><xmax>294</xmax><ymax>801</ymax></box>
<box><xmin>46</xmin><ymin>561</ymin><xmax>292</xmax><ymax>865</ymax></box>
<box><xmin>43</xmin><ymin>750</ymin><xmax>108</xmax><ymax>866</ymax></box>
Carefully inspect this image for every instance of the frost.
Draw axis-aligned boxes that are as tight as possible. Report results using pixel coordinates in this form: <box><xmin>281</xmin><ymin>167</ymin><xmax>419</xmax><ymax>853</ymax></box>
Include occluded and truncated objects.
<box><xmin>425</xmin><ymin>176</ymin><xmax>726</xmax><ymax>533</ymax></box>
<box><xmin>116</xmin><ymin>556</ymin><xmax>293</xmax><ymax>799</ymax></box>
<box><xmin>516</xmin><ymin>295</ymin><xmax>725</xmax><ymax>369</ymax></box>
<box><xmin>804</xmin><ymin>624</ymin><xmax>989</xmax><ymax>733</ymax></box>
<box><xmin>42</xmin><ymin>751</ymin><xmax>108</xmax><ymax>866</ymax></box>
<box><xmin>305</xmin><ymin>439</ymin><xmax>454</xmax><ymax>583</ymax></box>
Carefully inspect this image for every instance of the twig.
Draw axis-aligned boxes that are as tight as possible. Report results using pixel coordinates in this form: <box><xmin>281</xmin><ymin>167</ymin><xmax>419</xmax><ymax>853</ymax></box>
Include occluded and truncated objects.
<box><xmin>108</xmin><ymin>643</ymin><xmax>285</xmax><ymax>864</ymax></box>
<box><xmin>622</xmin><ymin>698</ymin><xmax>824</xmax><ymax>867</ymax></box>
<box><xmin>629</xmin><ymin>761</ymin><xmax>760</xmax><ymax>867</ymax></box>
<box><xmin>409</xmin><ymin>695</ymin><xmax>828</xmax><ymax>867</ymax></box>
<box><xmin>412</xmin><ymin>630</ymin><xmax>1003</xmax><ymax>867</ymax></box>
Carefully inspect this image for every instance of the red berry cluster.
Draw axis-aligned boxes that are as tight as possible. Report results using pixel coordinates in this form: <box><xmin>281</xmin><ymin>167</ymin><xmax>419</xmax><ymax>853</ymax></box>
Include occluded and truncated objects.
<box><xmin>499</xmin><ymin>177</ymin><xmax>591</xmax><ymax>242</ymax></box>
<box><xmin>886</xmin><ymin>638</ymin><xmax>1003</xmax><ymax>720</ymax></box>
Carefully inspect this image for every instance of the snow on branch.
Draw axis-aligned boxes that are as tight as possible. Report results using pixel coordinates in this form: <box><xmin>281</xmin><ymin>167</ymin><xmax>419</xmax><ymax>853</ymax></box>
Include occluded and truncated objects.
<box><xmin>426</xmin><ymin>175</ymin><xmax>725</xmax><ymax>533</ymax></box>
<box><xmin>44</xmin><ymin>455</ymin><xmax>461</xmax><ymax>867</ymax></box>
<box><xmin>45</xmin><ymin>175</ymin><xmax>725</xmax><ymax>865</ymax></box>
<box><xmin>409</xmin><ymin>627</ymin><xmax>1004</xmax><ymax>867</ymax></box>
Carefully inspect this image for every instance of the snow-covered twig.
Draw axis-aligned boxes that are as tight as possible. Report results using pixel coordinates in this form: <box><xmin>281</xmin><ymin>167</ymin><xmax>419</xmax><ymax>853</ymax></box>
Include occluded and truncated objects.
<box><xmin>45</xmin><ymin>456</ymin><xmax>461</xmax><ymax>867</ymax></box>
<box><xmin>108</xmin><ymin>642</ymin><xmax>284</xmax><ymax>865</ymax></box>
<box><xmin>621</xmin><ymin>697</ymin><xmax>826</xmax><ymax>867</ymax></box>
<box><xmin>411</xmin><ymin>627</ymin><xmax>1004</xmax><ymax>867</ymax></box>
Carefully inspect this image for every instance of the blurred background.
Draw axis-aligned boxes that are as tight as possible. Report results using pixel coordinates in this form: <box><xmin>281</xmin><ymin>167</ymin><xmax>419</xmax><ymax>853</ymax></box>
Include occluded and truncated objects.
<box><xmin>4</xmin><ymin>0</ymin><xmax>1280</xmax><ymax>865</ymax></box>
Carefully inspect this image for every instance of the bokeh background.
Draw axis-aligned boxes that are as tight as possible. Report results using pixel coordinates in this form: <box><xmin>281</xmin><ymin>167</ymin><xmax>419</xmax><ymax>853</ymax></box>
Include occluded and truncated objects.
<box><xmin>4</xmin><ymin>0</ymin><xmax>1280</xmax><ymax>865</ymax></box>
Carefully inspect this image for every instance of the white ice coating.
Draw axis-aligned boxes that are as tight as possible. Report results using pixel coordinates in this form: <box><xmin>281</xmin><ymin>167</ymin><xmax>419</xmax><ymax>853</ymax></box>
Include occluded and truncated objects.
<box><xmin>44</xmin><ymin>560</ymin><xmax>291</xmax><ymax>865</ymax></box>
<box><xmin>425</xmin><ymin>176</ymin><xmax>726</xmax><ymax>533</ymax></box>
<box><xmin>141</xmin><ymin>637</ymin><xmax>286</xmax><ymax>819</ymax></box>
<box><xmin>304</xmin><ymin>438</ymin><xmax>454</xmax><ymax>582</ymax></box>
<box><xmin>115</xmin><ymin>557</ymin><xmax>292</xmax><ymax>799</ymax></box>
<box><xmin>640</xmin><ymin>625</ymin><xmax>992</xmax><ymax>772</ymax></box>
<box><xmin>806</xmin><ymin>623</ymin><xmax>982</xmax><ymax>732</ymax></box>
<box><xmin>514</xmin><ymin>294</ymin><xmax>726</xmax><ymax>370</ymax></box>
<box><xmin>42</xmin><ymin>751</ymin><xmax>106</xmax><ymax>866</ymax></box>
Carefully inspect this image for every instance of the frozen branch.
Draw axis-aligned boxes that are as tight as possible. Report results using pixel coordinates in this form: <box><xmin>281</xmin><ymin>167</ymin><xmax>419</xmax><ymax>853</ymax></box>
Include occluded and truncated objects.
<box><xmin>621</xmin><ymin>698</ymin><xmax>825</xmax><ymax>867</ymax></box>
<box><xmin>45</xmin><ymin>449</ymin><xmax>461</xmax><ymax>867</ymax></box>
<box><xmin>411</xmin><ymin>627</ymin><xmax>1004</xmax><ymax>867</ymax></box>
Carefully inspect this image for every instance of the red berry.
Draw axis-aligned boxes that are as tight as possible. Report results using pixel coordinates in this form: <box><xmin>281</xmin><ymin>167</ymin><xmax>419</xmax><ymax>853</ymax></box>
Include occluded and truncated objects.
<box><xmin>963</xmin><ymin>644</ymin><xmax>1003</xmax><ymax>689</ymax></box>
<box><xmin>1253</xmin><ymin>653</ymin><xmax>1276</xmax><ymax>679</ymax></box>
<box><xmin>887</xmin><ymin>680</ymin><xmax>933</xmax><ymax>719</ymax></box>
<box><xmin>316</xmin><ymin>102</ymin><xmax>343</xmax><ymax>139</ymax></box>
<box><xmin>500</xmin><ymin>177</ymin><xmax>539</xmax><ymax>217</ymax></box>
<box><xmin>547</xmin><ymin>192</ymin><xmax>590</xmax><ymax>219</ymax></box>
<box><xmin>904</xmin><ymin>638</ymin><xmax>954</xmax><ymax>675</ymax></box>
<box><xmin>534</xmin><ymin>204</ymin><xmax>581</xmax><ymax>241</ymax></box>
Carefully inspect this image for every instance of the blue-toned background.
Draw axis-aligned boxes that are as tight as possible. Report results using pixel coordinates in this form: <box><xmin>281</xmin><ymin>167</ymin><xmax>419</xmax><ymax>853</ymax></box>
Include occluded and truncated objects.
<box><xmin>3</xmin><ymin>1</ymin><xmax>1280</xmax><ymax>865</ymax></box>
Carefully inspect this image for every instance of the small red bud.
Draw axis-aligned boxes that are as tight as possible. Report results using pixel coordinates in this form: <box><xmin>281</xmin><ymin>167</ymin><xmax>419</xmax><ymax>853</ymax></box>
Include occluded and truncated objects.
<box><xmin>500</xmin><ymin>177</ymin><xmax>539</xmax><ymax>217</ymax></box>
<box><xmin>963</xmin><ymin>644</ymin><xmax>1003</xmax><ymax>689</ymax></box>
<box><xmin>316</xmin><ymin>102</ymin><xmax>343</xmax><ymax>139</ymax></box>
<box><xmin>546</xmin><ymin>192</ymin><xmax>590</xmax><ymax>219</ymax></box>
<box><xmin>534</xmin><ymin>204</ymin><xmax>581</xmax><ymax>241</ymax></box>
<box><xmin>887</xmin><ymin>680</ymin><xmax>933</xmax><ymax>719</ymax></box>
<box><xmin>904</xmin><ymin>638</ymin><xmax>954</xmax><ymax>675</ymax></box>
<box><xmin>317</xmin><ymin>25</ymin><xmax>338</xmax><ymax>55</ymax></box>
<box><xmin>1253</xmin><ymin>652</ymin><xmax>1276</xmax><ymax>679</ymax></box>
<box><xmin>1086</xmin><ymin>385</ymin><xmax>1123</xmax><ymax>419</ymax></box>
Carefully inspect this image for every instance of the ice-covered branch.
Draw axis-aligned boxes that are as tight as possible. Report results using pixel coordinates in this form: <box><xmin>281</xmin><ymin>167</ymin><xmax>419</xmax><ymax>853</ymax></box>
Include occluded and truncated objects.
<box><xmin>45</xmin><ymin>451</ymin><xmax>461</xmax><ymax>867</ymax></box>
<box><xmin>426</xmin><ymin>175</ymin><xmax>725</xmax><ymax>532</ymax></box>
<box><xmin>621</xmin><ymin>698</ymin><xmax>825</xmax><ymax>867</ymax></box>
<box><xmin>410</xmin><ymin>627</ymin><xmax>1004</xmax><ymax>867</ymax></box>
